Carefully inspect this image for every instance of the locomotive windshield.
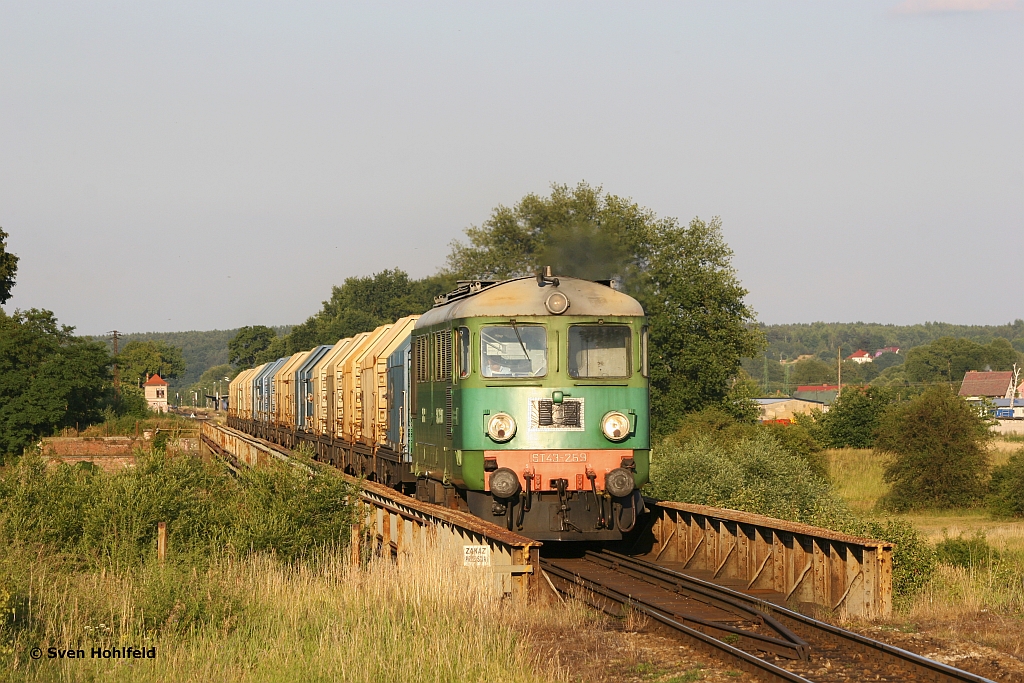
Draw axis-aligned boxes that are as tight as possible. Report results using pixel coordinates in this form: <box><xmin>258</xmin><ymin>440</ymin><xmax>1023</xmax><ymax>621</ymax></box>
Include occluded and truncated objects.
<box><xmin>480</xmin><ymin>325</ymin><xmax>547</xmax><ymax>378</ymax></box>
<box><xmin>568</xmin><ymin>325</ymin><xmax>631</xmax><ymax>378</ymax></box>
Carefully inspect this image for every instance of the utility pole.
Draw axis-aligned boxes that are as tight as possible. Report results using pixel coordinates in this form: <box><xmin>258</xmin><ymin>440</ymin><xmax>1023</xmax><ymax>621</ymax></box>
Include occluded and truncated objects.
<box><xmin>837</xmin><ymin>346</ymin><xmax>842</xmax><ymax>398</ymax></box>
<box><xmin>109</xmin><ymin>330</ymin><xmax>121</xmax><ymax>394</ymax></box>
<box><xmin>762</xmin><ymin>355</ymin><xmax>770</xmax><ymax>395</ymax></box>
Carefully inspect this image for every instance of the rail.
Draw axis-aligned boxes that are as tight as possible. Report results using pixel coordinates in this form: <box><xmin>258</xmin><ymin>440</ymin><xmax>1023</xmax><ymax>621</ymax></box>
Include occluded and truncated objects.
<box><xmin>637</xmin><ymin>500</ymin><xmax>893</xmax><ymax>618</ymax></box>
<box><xmin>543</xmin><ymin>550</ymin><xmax>994</xmax><ymax>683</ymax></box>
<box><xmin>200</xmin><ymin>422</ymin><xmax>541</xmax><ymax>598</ymax></box>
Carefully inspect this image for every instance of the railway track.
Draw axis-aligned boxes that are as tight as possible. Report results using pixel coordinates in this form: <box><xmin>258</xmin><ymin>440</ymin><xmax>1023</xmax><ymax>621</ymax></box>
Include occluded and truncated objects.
<box><xmin>542</xmin><ymin>550</ymin><xmax>996</xmax><ymax>683</ymax></box>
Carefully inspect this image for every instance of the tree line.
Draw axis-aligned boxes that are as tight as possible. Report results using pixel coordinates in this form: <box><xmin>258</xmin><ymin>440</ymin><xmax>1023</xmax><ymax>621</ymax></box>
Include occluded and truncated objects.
<box><xmin>761</xmin><ymin>320</ymin><xmax>1024</xmax><ymax>361</ymax></box>
<box><xmin>747</xmin><ymin>335</ymin><xmax>1022</xmax><ymax>394</ymax></box>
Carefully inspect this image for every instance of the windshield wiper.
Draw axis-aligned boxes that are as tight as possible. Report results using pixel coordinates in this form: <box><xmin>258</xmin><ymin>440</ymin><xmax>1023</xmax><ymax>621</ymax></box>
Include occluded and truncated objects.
<box><xmin>509</xmin><ymin>320</ymin><xmax>530</xmax><ymax>359</ymax></box>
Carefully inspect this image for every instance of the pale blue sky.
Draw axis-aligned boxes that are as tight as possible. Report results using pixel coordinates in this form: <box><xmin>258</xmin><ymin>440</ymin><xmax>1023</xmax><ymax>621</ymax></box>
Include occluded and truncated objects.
<box><xmin>2</xmin><ymin>1</ymin><xmax>1021</xmax><ymax>334</ymax></box>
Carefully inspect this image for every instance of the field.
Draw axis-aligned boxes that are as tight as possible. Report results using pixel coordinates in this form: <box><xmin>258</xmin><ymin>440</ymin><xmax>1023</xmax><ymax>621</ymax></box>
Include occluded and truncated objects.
<box><xmin>826</xmin><ymin>441</ymin><xmax>1024</xmax><ymax>663</ymax></box>
<box><xmin>0</xmin><ymin>542</ymin><xmax>752</xmax><ymax>683</ymax></box>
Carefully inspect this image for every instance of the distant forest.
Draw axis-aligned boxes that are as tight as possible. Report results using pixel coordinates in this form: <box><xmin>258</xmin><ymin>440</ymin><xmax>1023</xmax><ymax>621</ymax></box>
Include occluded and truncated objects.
<box><xmin>759</xmin><ymin>320</ymin><xmax>1024</xmax><ymax>361</ymax></box>
<box><xmin>741</xmin><ymin>320</ymin><xmax>1024</xmax><ymax>393</ymax></box>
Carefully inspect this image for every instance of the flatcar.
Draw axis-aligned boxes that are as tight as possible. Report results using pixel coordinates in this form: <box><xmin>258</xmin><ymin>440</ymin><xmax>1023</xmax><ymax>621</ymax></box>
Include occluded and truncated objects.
<box><xmin>228</xmin><ymin>270</ymin><xmax>650</xmax><ymax>541</ymax></box>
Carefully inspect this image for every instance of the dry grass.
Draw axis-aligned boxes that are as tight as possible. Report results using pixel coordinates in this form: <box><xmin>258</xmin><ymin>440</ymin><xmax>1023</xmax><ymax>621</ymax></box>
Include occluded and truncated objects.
<box><xmin>903</xmin><ymin>562</ymin><xmax>1024</xmax><ymax>658</ymax></box>
<box><xmin>824</xmin><ymin>448</ymin><xmax>887</xmax><ymax>513</ymax></box>
<box><xmin>825</xmin><ymin>441</ymin><xmax>1024</xmax><ymax>663</ymax></box>
<box><xmin>1</xmin><ymin>542</ymin><xmax>598</xmax><ymax>683</ymax></box>
<box><xmin>897</xmin><ymin>509</ymin><xmax>1024</xmax><ymax>553</ymax></box>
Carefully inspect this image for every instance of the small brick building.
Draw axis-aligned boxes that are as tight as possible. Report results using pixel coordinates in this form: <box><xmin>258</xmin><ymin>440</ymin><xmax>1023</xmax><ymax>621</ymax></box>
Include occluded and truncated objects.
<box><xmin>144</xmin><ymin>374</ymin><xmax>169</xmax><ymax>413</ymax></box>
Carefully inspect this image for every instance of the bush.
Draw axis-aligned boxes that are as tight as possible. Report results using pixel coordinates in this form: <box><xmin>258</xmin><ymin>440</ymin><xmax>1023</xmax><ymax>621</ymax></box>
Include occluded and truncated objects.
<box><xmin>988</xmin><ymin>448</ymin><xmax>1024</xmax><ymax>518</ymax></box>
<box><xmin>760</xmin><ymin>421</ymin><xmax>827</xmax><ymax>479</ymax></box>
<box><xmin>0</xmin><ymin>451</ymin><xmax>358</xmax><ymax>565</ymax></box>
<box><xmin>650</xmin><ymin>424</ymin><xmax>936</xmax><ymax>604</ymax></box>
<box><xmin>935</xmin><ymin>532</ymin><xmax>999</xmax><ymax>569</ymax></box>
<box><xmin>876</xmin><ymin>386</ymin><xmax>991</xmax><ymax>511</ymax></box>
<box><xmin>810</xmin><ymin>386</ymin><xmax>895</xmax><ymax>449</ymax></box>
<box><xmin>667</xmin><ymin>407</ymin><xmax>827</xmax><ymax>479</ymax></box>
<box><xmin>648</xmin><ymin>431</ymin><xmax>849</xmax><ymax>528</ymax></box>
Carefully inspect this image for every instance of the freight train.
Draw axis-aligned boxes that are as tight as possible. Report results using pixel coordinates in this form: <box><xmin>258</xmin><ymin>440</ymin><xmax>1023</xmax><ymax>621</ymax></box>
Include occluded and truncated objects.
<box><xmin>227</xmin><ymin>270</ymin><xmax>650</xmax><ymax>541</ymax></box>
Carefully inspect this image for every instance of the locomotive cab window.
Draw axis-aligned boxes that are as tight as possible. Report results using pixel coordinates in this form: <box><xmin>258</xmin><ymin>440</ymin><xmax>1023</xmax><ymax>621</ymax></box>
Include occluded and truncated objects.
<box><xmin>480</xmin><ymin>325</ymin><xmax>547</xmax><ymax>378</ymax></box>
<box><xmin>458</xmin><ymin>327</ymin><xmax>471</xmax><ymax>378</ymax></box>
<box><xmin>568</xmin><ymin>325</ymin><xmax>631</xmax><ymax>379</ymax></box>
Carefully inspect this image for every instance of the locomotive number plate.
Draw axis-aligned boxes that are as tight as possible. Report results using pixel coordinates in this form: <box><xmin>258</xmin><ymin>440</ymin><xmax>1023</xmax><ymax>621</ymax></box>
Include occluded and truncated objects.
<box><xmin>530</xmin><ymin>452</ymin><xmax>588</xmax><ymax>463</ymax></box>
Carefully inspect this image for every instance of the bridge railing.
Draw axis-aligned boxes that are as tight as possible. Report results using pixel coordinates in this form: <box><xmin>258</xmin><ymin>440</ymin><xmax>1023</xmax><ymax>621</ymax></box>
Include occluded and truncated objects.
<box><xmin>200</xmin><ymin>421</ymin><xmax>541</xmax><ymax>598</ymax></box>
<box><xmin>639</xmin><ymin>500</ymin><xmax>893</xmax><ymax>618</ymax></box>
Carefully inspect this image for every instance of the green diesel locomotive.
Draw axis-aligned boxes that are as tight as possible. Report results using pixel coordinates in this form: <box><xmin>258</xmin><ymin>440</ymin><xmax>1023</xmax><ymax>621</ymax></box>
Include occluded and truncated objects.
<box><xmin>410</xmin><ymin>270</ymin><xmax>649</xmax><ymax>541</ymax></box>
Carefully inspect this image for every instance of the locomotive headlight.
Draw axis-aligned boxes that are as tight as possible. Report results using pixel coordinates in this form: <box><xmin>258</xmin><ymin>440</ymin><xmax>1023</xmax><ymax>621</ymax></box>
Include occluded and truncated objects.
<box><xmin>604</xmin><ymin>467</ymin><xmax>635</xmax><ymax>498</ymax></box>
<box><xmin>601</xmin><ymin>411</ymin><xmax>630</xmax><ymax>442</ymax></box>
<box><xmin>487</xmin><ymin>413</ymin><xmax>516</xmax><ymax>442</ymax></box>
<box><xmin>489</xmin><ymin>467</ymin><xmax>521</xmax><ymax>499</ymax></box>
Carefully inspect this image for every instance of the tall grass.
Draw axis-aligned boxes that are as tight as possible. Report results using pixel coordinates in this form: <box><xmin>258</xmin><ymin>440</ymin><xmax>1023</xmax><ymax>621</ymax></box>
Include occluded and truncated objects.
<box><xmin>0</xmin><ymin>452</ymin><xmax>591</xmax><ymax>682</ymax></box>
<box><xmin>827</xmin><ymin>446</ymin><xmax>1024</xmax><ymax>632</ymax></box>
<box><xmin>1</xmin><ymin>545</ymin><xmax>570</xmax><ymax>683</ymax></box>
<box><xmin>825</xmin><ymin>448</ymin><xmax>888</xmax><ymax>513</ymax></box>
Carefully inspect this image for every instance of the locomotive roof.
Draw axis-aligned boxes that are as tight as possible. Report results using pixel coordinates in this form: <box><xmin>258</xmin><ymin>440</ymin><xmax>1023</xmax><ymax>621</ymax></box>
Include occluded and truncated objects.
<box><xmin>415</xmin><ymin>275</ymin><xmax>644</xmax><ymax>329</ymax></box>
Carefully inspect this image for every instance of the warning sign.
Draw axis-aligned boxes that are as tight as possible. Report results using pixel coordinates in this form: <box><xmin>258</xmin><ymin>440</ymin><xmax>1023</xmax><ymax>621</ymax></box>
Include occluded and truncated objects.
<box><xmin>463</xmin><ymin>545</ymin><xmax>491</xmax><ymax>567</ymax></box>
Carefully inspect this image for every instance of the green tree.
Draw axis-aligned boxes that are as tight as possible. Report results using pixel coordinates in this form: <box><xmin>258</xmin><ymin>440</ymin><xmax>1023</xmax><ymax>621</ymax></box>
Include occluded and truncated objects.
<box><xmin>228</xmin><ymin>326</ymin><xmax>276</xmax><ymax>368</ymax></box>
<box><xmin>0</xmin><ymin>228</ymin><xmax>17</xmax><ymax>305</ymax></box>
<box><xmin>811</xmin><ymin>386</ymin><xmax>895</xmax><ymax>449</ymax></box>
<box><xmin>0</xmin><ymin>310</ymin><xmax>110</xmax><ymax>456</ymax></box>
<box><xmin>639</xmin><ymin>217</ymin><xmax>764</xmax><ymax>433</ymax></box>
<box><xmin>987</xmin><ymin>449</ymin><xmax>1024</xmax><ymax>519</ymax></box>
<box><xmin>873</xmin><ymin>351</ymin><xmax>904</xmax><ymax>373</ymax></box>
<box><xmin>446</xmin><ymin>182</ymin><xmax>653</xmax><ymax>283</ymax></box>
<box><xmin>904</xmin><ymin>336</ymin><xmax>1018</xmax><ymax>384</ymax></box>
<box><xmin>446</xmin><ymin>183</ymin><xmax>763</xmax><ymax>433</ymax></box>
<box><xmin>876</xmin><ymin>386</ymin><xmax>991</xmax><ymax>511</ymax></box>
<box><xmin>790</xmin><ymin>358</ymin><xmax>835</xmax><ymax>385</ymax></box>
<box><xmin>116</xmin><ymin>340</ymin><xmax>186</xmax><ymax>385</ymax></box>
<box><xmin>259</xmin><ymin>270</ymin><xmax>454</xmax><ymax>364</ymax></box>
<box><xmin>188</xmin><ymin>364</ymin><xmax>239</xmax><ymax>401</ymax></box>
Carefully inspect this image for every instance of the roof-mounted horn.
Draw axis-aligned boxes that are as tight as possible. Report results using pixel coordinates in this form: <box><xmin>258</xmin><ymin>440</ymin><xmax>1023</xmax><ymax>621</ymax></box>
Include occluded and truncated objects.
<box><xmin>537</xmin><ymin>265</ymin><xmax>559</xmax><ymax>287</ymax></box>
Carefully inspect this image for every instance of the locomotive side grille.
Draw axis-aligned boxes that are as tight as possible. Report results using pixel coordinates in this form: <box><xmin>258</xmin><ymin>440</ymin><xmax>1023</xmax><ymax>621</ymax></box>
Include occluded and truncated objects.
<box><xmin>414</xmin><ymin>336</ymin><xmax>428</xmax><ymax>383</ymax></box>
<box><xmin>530</xmin><ymin>398</ymin><xmax>584</xmax><ymax>431</ymax></box>
<box><xmin>436</xmin><ymin>331</ymin><xmax>452</xmax><ymax>381</ymax></box>
<box><xmin>445</xmin><ymin>387</ymin><xmax>453</xmax><ymax>438</ymax></box>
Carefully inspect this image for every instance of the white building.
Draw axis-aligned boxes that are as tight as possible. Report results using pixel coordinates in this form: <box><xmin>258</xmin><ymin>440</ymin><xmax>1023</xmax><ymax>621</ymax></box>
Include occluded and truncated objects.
<box><xmin>143</xmin><ymin>374</ymin><xmax>169</xmax><ymax>413</ymax></box>
<box><xmin>846</xmin><ymin>349</ymin><xmax>873</xmax><ymax>364</ymax></box>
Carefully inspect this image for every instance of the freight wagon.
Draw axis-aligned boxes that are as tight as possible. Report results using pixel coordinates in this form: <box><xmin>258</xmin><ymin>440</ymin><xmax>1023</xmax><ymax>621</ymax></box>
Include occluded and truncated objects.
<box><xmin>228</xmin><ymin>271</ymin><xmax>650</xmax><ymax>541</ymax></box>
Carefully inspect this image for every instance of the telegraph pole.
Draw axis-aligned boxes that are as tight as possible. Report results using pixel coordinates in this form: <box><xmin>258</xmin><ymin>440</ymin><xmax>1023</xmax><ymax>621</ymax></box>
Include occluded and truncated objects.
<box><xmin>109</xmin><ymin>330</ymin><xmax>122</xmax><ymax>394</ymax></box>
<box><xmin>837</xmin><ymin>346</ymin><xmax>842</xmax><ymax>398</ymax></box>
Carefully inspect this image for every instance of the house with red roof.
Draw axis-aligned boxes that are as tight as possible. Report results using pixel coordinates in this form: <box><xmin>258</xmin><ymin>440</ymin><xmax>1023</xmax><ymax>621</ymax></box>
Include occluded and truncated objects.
<box><xmin>958</xmin><ymin>371</ymin><xmax>1018</xmax><ymax>400</ymax></box>
<box><xmin>846</xmin><ymin>349</ymin><xmax>873</xmax><ymax>364</ymax></box>
<box><xmin>143</xmin><ymin>374</ymin><xmax>169</xmax><ymax>413</ymax></box>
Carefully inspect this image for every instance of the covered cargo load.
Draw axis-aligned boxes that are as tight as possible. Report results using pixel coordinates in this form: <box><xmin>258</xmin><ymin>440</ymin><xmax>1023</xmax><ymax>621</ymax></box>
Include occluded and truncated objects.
<box><xmin>359</xmin><ymin>316</ymin><xmax>419</xmax><ymax>448</ymax></box>
<box><xmin>386</xmin><ymin>336</ymin><xmax>412</xmax><ymax>459</ymax></box>
<box><xmin>273</xmin><ymin>352</ymin><xmax>308</xmax><ymax>428</ymax></box>
<box><xmin>325</xmin><ymin>332</ymin><xmax>371</xmax><ymax>439</ymax></box>
<box><xmin>313</xmin><ymin>338</ymin><xmax>353</xmax><ymax>437</ymax></box>
<box><xmin>341</xmin><ymin>324</ymin><xmax>393</xmax><ymax>442</ymax></box>
<box><xmin>296</xmin><ymin>345</ymin><xmax>333</xmax><ymax>431</ymax></box>
<box><xmin>254</xmin><ymin>358</ymin><xmax>287</xmax><ymax>423</ymax></box>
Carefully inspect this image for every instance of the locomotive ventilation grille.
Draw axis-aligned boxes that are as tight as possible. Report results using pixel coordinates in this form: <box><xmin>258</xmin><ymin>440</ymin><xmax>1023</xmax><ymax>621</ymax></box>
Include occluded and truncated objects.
<box><xmin>529</xmin><ymin>398</ymin><xmax>584</xmax><ymax>431</ymax></box>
